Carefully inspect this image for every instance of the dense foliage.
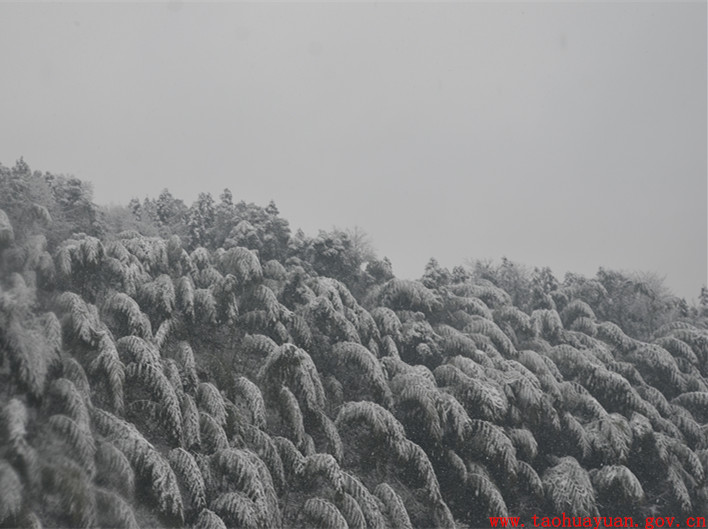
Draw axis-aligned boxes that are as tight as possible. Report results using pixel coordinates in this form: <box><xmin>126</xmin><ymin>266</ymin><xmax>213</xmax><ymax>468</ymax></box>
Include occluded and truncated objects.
<box><xmin>1</xmin><ymin>159</ymin><xmax>707</xmax><ymax>528</ymax></box>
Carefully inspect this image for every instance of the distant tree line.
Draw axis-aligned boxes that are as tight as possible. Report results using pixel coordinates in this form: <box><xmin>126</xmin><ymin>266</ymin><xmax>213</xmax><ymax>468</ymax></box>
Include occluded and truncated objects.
<box><xmin>2</xmin><ymin>159</ymin><xmax>705</xmax><ymax>340</ymax></box>
<box><xmin>0</xmin><ymin>159</ymin><xmax>394</xmax><ymax>294</ymax></box>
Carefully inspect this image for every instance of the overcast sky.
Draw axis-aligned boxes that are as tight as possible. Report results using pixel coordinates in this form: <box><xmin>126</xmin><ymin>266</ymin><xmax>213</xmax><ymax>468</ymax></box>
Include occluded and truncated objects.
<box><xmin>1</xmin><ymin>1</ymin><xmax>705</xmax><ymax>299</ymax></box>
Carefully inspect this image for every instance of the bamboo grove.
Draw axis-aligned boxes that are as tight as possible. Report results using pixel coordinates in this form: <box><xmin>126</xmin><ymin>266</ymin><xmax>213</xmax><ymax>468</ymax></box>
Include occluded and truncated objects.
<box><xmin>1</xmin><ymin>161</ymin><xmax>708</xmax><ymax>528</ymax></box>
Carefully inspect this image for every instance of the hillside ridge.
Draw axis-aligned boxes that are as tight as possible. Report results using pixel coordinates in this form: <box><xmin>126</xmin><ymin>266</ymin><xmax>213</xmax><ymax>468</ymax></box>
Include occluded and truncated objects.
<box><xmin>1</xmin><ymin>159</ymin><xmax>707</xmax><ymax>528</ymax></box>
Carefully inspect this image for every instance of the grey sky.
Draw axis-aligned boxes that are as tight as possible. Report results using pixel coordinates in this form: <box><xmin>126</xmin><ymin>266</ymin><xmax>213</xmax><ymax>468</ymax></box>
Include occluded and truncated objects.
<box><xmin>1</xmin><ymin>2</ymin><xmax>705</xmax><ymax>299</ymax></box>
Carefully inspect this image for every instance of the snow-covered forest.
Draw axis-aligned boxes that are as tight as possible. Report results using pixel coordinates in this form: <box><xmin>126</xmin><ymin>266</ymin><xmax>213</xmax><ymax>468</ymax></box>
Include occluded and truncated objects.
<box><xmin>1</xmin><ymin>159</ymin><xmax>707</xmax><ymax>528</ymax></box>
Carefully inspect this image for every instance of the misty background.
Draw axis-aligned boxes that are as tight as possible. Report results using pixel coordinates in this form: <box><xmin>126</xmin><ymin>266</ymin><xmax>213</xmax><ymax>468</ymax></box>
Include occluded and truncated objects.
<box><xmin>1</xmin><ymin>1</ymin><xmax>705</xmax><ymax>299</ymax></box>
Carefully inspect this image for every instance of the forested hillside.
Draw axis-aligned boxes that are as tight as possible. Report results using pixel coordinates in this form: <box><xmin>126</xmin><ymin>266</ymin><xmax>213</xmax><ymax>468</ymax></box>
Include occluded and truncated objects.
<box><xmin>1</xmin><ymin>159</ymin><xmax>708</xmax><ymax>528</ymax></box>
